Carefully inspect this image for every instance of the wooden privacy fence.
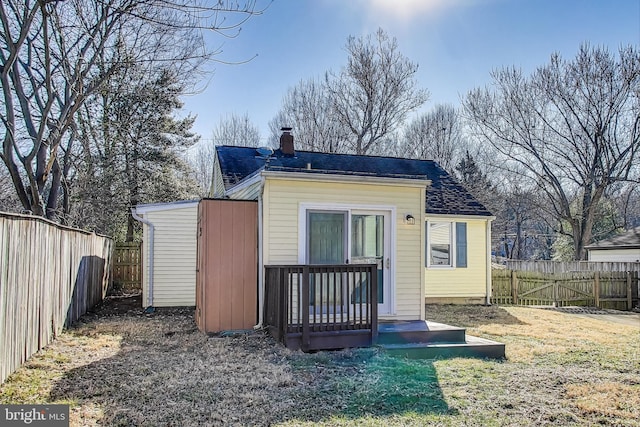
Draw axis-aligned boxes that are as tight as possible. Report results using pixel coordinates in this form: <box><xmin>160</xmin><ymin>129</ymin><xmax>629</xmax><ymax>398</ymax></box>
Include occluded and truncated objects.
<box><xmin>505</xmin><ymin>260</ymin><xmax>640</xmax><ymax>275</ymax></box>
<box><xmin>492</xmin><ymin>269</ymin><xmax>638</xmax><ymax>310</ymax></box>
<box><xmin>111</xmin><ymin>242</ymin><xmax>142</xmax><ymax>291</ymax></box>
<box><xmin>0</xmin><ymin>212</ymin><xmax>113</xmax><ymax>383</ymax></box>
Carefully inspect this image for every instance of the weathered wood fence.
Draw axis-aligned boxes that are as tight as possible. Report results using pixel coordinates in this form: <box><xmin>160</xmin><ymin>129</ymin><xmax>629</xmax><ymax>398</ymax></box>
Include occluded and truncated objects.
<box><xmin>0</xmin><ymin>212</ymin><xmax>113</xmax><ymax>383</ymax></box>
<box><xmin>111</xmin><ymin>242</ymin><xmax>142</xmax><ymax>291</ymax></box>
<box><xmin>492</xmin><ymin>269</ymin><xmax>639</xmax><ymax>310</ymax></box>
<box><xmin>505</xmin><ymin>260</ymin><xmax>640</xmax><ymax>275</ymax></box>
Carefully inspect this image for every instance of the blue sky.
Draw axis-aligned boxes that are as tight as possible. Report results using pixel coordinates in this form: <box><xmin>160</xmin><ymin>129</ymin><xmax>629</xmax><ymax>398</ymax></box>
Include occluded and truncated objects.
<box><xmin>183</xmin><ymin>0</ymin><xmax>640</xmax><ymax>144</ymax></box>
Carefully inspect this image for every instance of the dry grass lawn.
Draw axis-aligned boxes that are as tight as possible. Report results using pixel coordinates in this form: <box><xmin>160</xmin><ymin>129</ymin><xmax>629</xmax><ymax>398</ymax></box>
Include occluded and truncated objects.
<box><xmin>1</xmin><ymin>296</ymin><xmax>638</xmax><ymax>426</ymax></box>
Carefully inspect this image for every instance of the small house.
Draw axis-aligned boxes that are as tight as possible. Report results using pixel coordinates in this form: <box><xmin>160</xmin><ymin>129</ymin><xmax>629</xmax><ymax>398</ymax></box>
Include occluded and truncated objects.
<box><xmin>207</xmin><ymin>129</ymin><xmax>496</xmax><ymax>351</ymax></box>
<box><xmin>586</xmin><ymin>227</ymin><xmax>640</xmax><ymax>262</ymax></box>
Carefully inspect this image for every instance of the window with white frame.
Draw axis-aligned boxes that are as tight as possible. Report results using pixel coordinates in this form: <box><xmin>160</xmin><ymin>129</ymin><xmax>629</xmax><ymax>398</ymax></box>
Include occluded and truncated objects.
<box><xmin>426</xmin><ymin>221</ymin><xmax>467</xmax><ymax>268</ymax></box>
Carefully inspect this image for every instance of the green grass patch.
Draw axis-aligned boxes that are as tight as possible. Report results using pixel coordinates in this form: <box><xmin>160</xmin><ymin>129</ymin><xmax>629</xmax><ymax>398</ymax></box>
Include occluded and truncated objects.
<box><xmin>340</xmin><ymin>355</ymin><xmax>449</xmax><ymax>417</ymax></box>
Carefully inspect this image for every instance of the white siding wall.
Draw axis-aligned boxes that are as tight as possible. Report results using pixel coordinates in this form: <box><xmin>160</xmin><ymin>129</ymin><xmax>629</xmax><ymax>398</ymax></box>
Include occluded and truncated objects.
<box><xmin>210</xmin><ymin>155</ymin><xmax>226</xmax><ymax>198</ymax></box>
<box><xmin>141</xmin><ymin>204</ymin><xmax>198</xmax><ymax>307</ymax></box>
<box><xmin>263</xmin><ymin>177</ymin><xmax>426</xmax><ymax>320</ymax></box>
<box><xmin>425</xmin><ymin>217</ymin><xmax>490</xmax><ymax>299</ymax></box>
<box><xmin>588</xmin><ymin>248</ymin><xmax>640</xmax><ymax>262</ymax></box>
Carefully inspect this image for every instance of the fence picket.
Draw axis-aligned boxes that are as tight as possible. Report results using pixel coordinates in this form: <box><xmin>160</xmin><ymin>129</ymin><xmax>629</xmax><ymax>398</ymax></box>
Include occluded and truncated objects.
<box><xmin>0</xmin><ymin>212</ymin><xmax>113</xmax><ymax>384</ymax></box>
<box><xmin>111</xmin><ymin>242</ymin><xmax>142</xmax><ymax>291</ymax></box>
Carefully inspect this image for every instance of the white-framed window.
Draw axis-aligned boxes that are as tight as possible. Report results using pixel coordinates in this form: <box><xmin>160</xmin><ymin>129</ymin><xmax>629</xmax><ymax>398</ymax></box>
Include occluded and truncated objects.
<box><xmin>426</xmin><ymin>221</ymin><xmax>467</xmax><ymax>268</ymax></box>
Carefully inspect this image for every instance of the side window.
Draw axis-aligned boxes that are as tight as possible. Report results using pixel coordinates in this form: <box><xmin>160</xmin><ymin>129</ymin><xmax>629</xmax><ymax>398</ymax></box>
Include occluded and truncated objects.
<box><xmin>456</xmin><ymin>222</ymin><xmax>467</xmax><ymax>268</ymax></box>
<box><xmin>425</xmin><ymin>221</ymin><xmax>468</xmax><ymax>268</ymax></box>
<box><xmin>429</xmin><ymin>222</ymin><xmax>452</xmax><ymax>266</ymax></box>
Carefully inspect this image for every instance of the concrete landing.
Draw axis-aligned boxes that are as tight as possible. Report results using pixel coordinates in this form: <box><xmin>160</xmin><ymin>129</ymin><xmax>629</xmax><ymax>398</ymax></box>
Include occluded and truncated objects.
<box><xmin>377</xmin><ymin>320</ymin><xmax>505</xmax><ymax>360</ymax></box>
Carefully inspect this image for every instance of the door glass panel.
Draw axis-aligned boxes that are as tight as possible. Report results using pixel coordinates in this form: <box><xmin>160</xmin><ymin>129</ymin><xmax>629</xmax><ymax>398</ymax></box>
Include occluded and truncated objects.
<box><xmin>351</xmin><ymin>214</ymin><xmax>384</xmax><ymax>303</ymax></box>
<box><xmin>307</xmin><ymin>212</ymin><xmax>346</xmax><ymax>308</ymax></box>
<box><xmin>308</xmin><ymin>212</ymin><xmax>345</xmax><ymax>264</ymax></box>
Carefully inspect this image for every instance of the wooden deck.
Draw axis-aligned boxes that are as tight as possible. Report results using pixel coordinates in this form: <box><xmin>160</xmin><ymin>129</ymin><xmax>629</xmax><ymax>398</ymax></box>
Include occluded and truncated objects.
<box><xmin>264</xmin><ymin>264</ymin><xmax>378</xmax><ymax>351</ymax></box>
<box><xmin>263</xmin><ymin>265</ymin><xmax>504</xmax><ymax>359</ymax></box>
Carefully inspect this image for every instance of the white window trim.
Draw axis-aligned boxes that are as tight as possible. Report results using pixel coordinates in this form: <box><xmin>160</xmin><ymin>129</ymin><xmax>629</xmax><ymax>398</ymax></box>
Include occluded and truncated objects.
<box><xmin>426</xmin><ymin>220</ymin><xmax>457</xmax><ymax>269</ymax></box>
<box><xmin>298</xmin><ymin>202</ymin><xmax>396</xmax><ymax>314</ymax></box>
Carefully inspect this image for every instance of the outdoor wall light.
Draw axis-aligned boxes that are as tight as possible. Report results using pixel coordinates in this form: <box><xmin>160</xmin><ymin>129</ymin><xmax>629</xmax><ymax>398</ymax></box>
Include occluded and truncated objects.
<box><xmin>405</xmin><ymin>214</ymin><xmax>416</xmax><ymax>225</ymax></box>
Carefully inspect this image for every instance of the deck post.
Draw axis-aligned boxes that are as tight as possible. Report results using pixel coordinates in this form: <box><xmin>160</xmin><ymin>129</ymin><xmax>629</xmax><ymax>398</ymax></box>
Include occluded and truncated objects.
<box><xmin>301</xmin><ymin>265</ymin><xmax>310</xmax><ymax>352</ymax></box>
<box><xmin>370</xmin><ymin>265</ymin><xmax>378</xmax><ymax>344</ymax></box>
<box><xmin>276</xmin><ymin>267</ymin><xmax>284</xmax><ymax>342</ymax></box>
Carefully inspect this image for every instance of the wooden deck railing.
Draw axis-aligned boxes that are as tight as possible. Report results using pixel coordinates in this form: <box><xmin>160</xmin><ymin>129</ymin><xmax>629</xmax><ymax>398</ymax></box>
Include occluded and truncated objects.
<box><xmin>264</xmin><ymin>264</ymin><xmax>378</xmax><ymax>351</ymax></box>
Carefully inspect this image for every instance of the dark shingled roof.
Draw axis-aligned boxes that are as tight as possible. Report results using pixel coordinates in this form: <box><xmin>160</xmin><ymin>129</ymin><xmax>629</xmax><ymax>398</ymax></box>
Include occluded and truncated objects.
<box><xmin>216</xmin><ymin>146</ymin><xmax>493</xmax><ymax>217</ymax></box>
<box><xmin>586</xmin><ymin>227</ymin><xmax>640</xmax><ymax>249</ymax></box>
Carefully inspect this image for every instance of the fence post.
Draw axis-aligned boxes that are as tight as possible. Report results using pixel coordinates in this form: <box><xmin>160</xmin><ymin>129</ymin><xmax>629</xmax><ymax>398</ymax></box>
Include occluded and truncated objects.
<box><xmin>627</xmin><ymin>271</ymin><xmax>633</xmax><ymax>311</ymax></box>
<box><xmin>511</xmin><ymin>270</ymin><xmax>518</xmax><ymax>305</ymax></box>
<box><xmin>594</xmin><ymin>271</ymin><xmax>600</xmax><ymax>308</ymax></box>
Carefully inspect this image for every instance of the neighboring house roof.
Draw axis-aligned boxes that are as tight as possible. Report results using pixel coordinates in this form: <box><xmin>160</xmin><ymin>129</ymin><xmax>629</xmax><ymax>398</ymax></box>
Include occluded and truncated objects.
<box><xmin>134</xmin><ymin>200</ymin><xmax>199</xmax><ymax>214</ymax></box>
<box><xmin>215</xmin><ymin>146</ymin><xmax>493</xmax><ymax>217</ymax></box>
<box><xmin>585</xmin><ymin>227</ymin><xmax>640</xmax><ymax>250</ymax></box>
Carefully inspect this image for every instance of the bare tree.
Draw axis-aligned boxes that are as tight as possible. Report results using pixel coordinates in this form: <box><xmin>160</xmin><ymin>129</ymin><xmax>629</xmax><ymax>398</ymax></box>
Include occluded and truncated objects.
<box><xmin>464</xmin><ymin>44</ymin><xmax>640</xmax><ymax>260</ymax></box>
<box><xmin>0</xmin><ymin>166</ymin><xmax>20</xmax><ymax>212</ymax></box>
<box><xmin>0</xmin><ymin>0</ymin><xmax>264</xmax><ymax>220</ymax></box>
<box><xmin>612</xmin><ymin>184</ymin><xmax>640</xmax><ymax>229</ymax></box>
<box><xmin>190</xmin><ymin>112</ymin><xmax>261</xmax><ymax>195</ymax></box>
<box><xmin>191</xmin><ymin>142</ymin><xmax>217</xmax><ymax>196</ymax></box>
<box><xmin>401</xmin><ymin>104</ymin><xmax>465</xmax><ymax>171</ymax></box>
<box><xmin>212</xmin><ymin>112</ymin><xmax>261</xmax><ymax>147</ymax></box>
<box><xmin>325</xmin><ymin>28</ymin><xmax>429</xmax><ymax>155</ymax></box>
<box><xmin>269</xmin><ymin>78</ymin><xmax>350</xmax><ymax>152</ymax></box>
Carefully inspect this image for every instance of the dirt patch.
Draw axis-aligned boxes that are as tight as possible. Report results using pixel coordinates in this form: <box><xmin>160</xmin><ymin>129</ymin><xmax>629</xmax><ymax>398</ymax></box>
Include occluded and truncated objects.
<box><xmin>544</xmin><ymin>306</ymin><xmax>638</xmax><ymax>315</ymax></box>
<box><xmin>425</xmin><ymin>304</ymin><xmax>527</xmax><ymax>327</ymax></box>
<box><xmin>541</xmin><ymin>306</ymin><xmax>640</xmax><ymax>327</ymax></box>
<box><xmin>82</xmin><ymin>292</ymin><xmax>144</xmax><ymax>317</ymax></box>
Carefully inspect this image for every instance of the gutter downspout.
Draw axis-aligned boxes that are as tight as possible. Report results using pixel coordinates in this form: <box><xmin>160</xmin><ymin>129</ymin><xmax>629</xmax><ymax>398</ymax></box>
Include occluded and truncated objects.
<box><xmin>254</xmin><ymin>175</ymin><xmax>266</xmax><ymax>329</ymax></box>
<box><xmin>131</xmin><ymin>208</ymin><xmax>155</xmax><ymax>309</ymax></box>
<box><xmin>485</xmin><ymin>218</ymin><xmax>493</xmax><ymax>305</ymax></box>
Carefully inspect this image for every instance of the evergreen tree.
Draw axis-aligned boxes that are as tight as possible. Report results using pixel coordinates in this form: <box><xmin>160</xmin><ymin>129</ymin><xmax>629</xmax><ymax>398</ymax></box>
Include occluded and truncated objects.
<box><xmin>70</xmin><ymin>65</ymin><xmax>199</xmax><ymax>240</ymax></box>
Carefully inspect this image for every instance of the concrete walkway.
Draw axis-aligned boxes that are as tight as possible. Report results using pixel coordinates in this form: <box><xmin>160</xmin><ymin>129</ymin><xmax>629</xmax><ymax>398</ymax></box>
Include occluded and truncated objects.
<box><xmin>547</xmin><ymin>307</ymin><xmax>640</xmax><ymax>328</ymax></box>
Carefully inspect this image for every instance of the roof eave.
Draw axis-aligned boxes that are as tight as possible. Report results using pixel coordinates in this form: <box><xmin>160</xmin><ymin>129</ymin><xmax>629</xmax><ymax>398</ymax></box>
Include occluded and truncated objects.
<box><xmin>586</xmin><ymin>245</ymin><xmax>640</xmax><ymax>250</ymax></box>
<box><xmin>426</xmin><ymin>212</ymin><xmax>496</xmax><ymax>220</ymax></box>
<box><xmin>261</xmin><ymin>170</ymin><xmax>431</xmax><ymax>188</ymax></box>
<box><xmin>134</xmin><ymin>200</ymin><xmax>199</xmax><ymax>214</ymax></box>
<box><xmin>225</xmin><ymin>168</ymin><xmax>264</xmax><ymax>196</ymax></box>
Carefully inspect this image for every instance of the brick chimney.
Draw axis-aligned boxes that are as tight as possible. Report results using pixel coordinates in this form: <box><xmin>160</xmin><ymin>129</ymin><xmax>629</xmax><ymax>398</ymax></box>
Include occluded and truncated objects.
<box><xmin>279</xmin><ymin>127</ymin><xmax>294</xmax><ymax>156</ymax></box>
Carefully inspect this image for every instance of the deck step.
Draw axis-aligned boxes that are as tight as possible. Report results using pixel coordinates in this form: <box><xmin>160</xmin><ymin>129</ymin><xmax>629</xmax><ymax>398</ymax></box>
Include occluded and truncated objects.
<box><xmin>380</xmin><ymin>335</ymin><xmax>505</xmax><ymax>360</ymax></box>
<box><xmin>377</xmin><ymin>320</ymin><xmax>466</xmax><ymax>345</ymax></box>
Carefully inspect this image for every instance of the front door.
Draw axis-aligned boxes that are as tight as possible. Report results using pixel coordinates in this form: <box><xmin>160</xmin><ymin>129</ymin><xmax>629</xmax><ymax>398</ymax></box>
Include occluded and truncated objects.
<box><xmin>307</xmin><ymin>209</ymin><xmax>392</xmax><ymax>315</ymax></box>
<box><xmin>350</xmin><ymin>211</ymin><xmax>391</xmax><ymax>314</ymax></box>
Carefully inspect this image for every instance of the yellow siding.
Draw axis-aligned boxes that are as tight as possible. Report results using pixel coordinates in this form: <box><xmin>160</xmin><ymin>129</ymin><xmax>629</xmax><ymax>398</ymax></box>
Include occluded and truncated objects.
<box><xmin>425</xmin><ymin>217</ymin><xmax>489</xmax><ymax>298</ymax></box>
<box><xmin>141</xmin><ymin>205</ymin><xmax>198</xmax><ymax>307</ymax></box>
<box><xmin>263</xmin><ymin>177</ymin><xmax>426</xmax><ymax>320</ymax></box>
